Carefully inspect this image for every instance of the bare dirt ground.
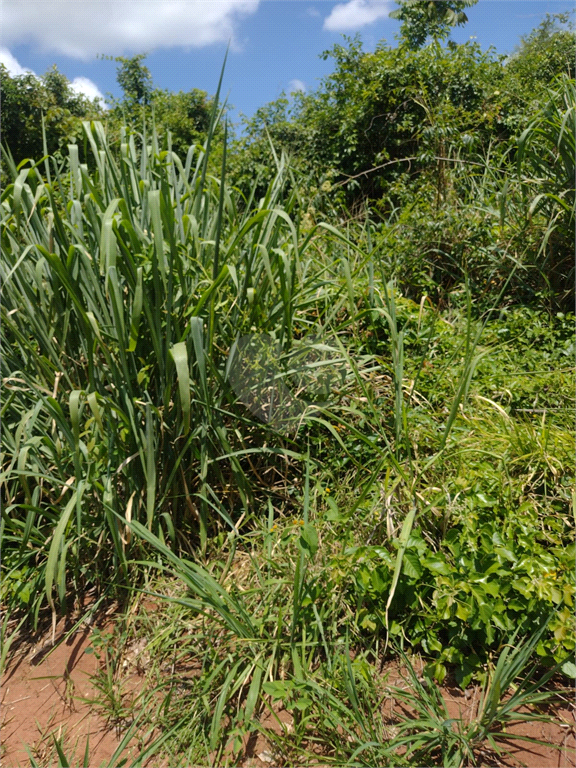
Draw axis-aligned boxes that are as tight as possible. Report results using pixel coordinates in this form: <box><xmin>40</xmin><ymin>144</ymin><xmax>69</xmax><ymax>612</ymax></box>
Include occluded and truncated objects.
<box><xmin>0</xmin><ymin>609</ymin><xmax>142</xmax><ymax>767</ymax></box>
<box><xmin>2</xmin><ymin>607</ymin><xmax>574</xmax><ymax>768</ymax></box>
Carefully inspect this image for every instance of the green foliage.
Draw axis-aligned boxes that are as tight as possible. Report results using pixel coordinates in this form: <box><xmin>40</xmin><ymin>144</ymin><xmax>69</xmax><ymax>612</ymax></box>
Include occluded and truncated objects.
<box><xmin>0</xmin><ymin>64</ymin><xmax>103</xmax><ymax>178</ymax></box>
<box><xmin>390</xmin><ymin>0</ymin><xmax>478</xmax><ymax>49</ymax></box>
<box><xmin>114</xmin><ymin>53</ymin><xmax>153</xmax><ymax>105</ymax></box>
<box><xmin>2</xmin><ymin>22</ymin><xmax>574</xmax><ymax>767</ymax></box>
<box><xmin>151</xmin><ymin>88</ymin><xmax>213</xmax><ymax>158</ymax></box>
<box><xmin>229</xmin><ymin>96</ymin><xmax>306</xmax><ymax>199</ymax></box>
<box><xmin>0</xmin><ymin>99</ymin><xmax>353</xmax><ymax>629</ymax></box>
<box><xmin>233</xmin><ymin>34</ymin><xmax>511</xmax><ymax>211</ymax></box>
<box><xmin>302</xmin><ymin>290</ymin><xmax>574</xmax><ymax>674</ymax></box>
<box><xmin>504</xmin><ymin>12</ymin><xmax>575</xmax><ymax>103</ymax></box>
<box><xmin>228</xmin><ymin>23</ymin><xmax>574</xmax><ymax>304</ymax></box>
<box><xmin>515</xmin><ymin>76</ymin><xmax>575</xmax><ymax>304</ymax></box>
<box><xmin>390</xmin><ymin>626</ymin><xmax>565</xmax><ymax>767</ymax></box>
<box><xmin>104</xmin><ymin>53</ymin><xmax>214</xmax><ymax>163</ymax></box>
<box><xmin>72</xmin><ymin>487</ymin><xmax>570</xmax><ymax>766</ymax></box>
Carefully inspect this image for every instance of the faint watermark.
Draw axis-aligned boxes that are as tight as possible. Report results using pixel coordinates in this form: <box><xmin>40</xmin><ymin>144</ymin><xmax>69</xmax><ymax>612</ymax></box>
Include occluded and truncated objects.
<box><xmin>226</xmin><ymin>333</ymin><xmax>346</xmax><ymax>436</ymax></box>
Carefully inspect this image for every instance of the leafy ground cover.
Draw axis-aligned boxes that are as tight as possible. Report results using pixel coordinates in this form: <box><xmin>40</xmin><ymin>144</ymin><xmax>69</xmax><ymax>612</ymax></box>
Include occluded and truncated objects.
<box><xmin>1</xmin><ymin>13</ymin><xmax>575</xmax><ymax>765</ymax></box>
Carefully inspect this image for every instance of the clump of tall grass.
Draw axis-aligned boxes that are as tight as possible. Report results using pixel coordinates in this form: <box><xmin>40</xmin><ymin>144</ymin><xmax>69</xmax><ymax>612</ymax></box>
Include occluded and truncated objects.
<box><xmin>1</xmin><ymin>73</ymin><xmax>353</xmax><ymax>632</ymax></box>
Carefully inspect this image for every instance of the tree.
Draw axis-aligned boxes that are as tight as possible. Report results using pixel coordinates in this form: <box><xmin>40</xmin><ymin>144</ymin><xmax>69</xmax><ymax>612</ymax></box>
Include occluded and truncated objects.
<box><xmin>390</xmin><ymin>0</ymin><xmax>478</xmax><ymax>49</ymax></box>
<box><xmin>114</xmin><ymin>53</ymin><xmax>153</xmax><ymax>106</ymax></box>
<box><xmin>151</xmin><ymin>88</ymin><xmax>213</xmax><ymax>157</ymax></box>
<box><xmin>104</xmin><ymin>54</ymin><xmax>214</xmax><ymax>159</ymax></box>
<box><xmin>0</xmin><ymin>64</ymin><xmax>102</xmax><ymax>176</ymax></box>
<box><xmin>503</xmin><ymin>13</ymin><xmax>575</xmax><ymax>104</ymax></box>
<box><xmin>234</xmin><ymin>11</ymin><xmax>574</xmax><ymax>207</ymax></box>
<box><xmin>228</xmin><ymin>95</ymin><xmax>307</xmax><ymax>197</ymax></box>
<box><xmin>252</xmin><ymin>35</ymin><xmax>505</xmax><ymax>202</ymax></box>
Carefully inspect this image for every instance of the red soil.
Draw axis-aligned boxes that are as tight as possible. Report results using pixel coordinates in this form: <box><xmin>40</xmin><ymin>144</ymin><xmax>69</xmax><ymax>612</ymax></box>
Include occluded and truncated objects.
<box><xmin>2</xmin><ymin>610</ymin><xmax>574</xmax><ymax>768</ymax></box>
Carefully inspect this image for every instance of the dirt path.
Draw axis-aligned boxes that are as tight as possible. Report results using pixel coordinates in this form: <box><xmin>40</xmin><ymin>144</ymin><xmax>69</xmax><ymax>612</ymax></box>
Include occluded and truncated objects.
<box><xmin>2</xmin><ymin>610</ymin><xmax>574</xmax><ymax>767</ymax></box>
<box><xmin>1</xmin><ymin>615</ymin><xmax>136</xmax><ymax>767</ymax></box>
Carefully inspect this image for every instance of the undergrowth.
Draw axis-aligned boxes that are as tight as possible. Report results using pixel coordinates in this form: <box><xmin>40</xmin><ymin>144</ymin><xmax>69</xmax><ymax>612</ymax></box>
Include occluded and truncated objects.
<box><xmin>1</xmin><ymin>60</ymin><xmax>574</xmax><ymax>768</ymax></box>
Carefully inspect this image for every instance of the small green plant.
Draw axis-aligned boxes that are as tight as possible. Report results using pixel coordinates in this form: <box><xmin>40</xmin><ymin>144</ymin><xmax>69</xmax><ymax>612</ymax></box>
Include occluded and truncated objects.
<box><xmin>82</xmin><ymin>631</ymin><xmax>137</xmax><ymax>732</ymax></box>
<box><xmin>389</xmin><ymin>623</ymin><xmax>569</xmax><ymax>767</ymax></box>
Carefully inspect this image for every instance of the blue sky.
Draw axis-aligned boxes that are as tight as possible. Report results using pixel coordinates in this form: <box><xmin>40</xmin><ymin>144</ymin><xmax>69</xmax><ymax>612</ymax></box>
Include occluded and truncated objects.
<box><xmin>1</xmin><ymin>1</ymin><xmax>573</xmax><ymax>126</ymax></box>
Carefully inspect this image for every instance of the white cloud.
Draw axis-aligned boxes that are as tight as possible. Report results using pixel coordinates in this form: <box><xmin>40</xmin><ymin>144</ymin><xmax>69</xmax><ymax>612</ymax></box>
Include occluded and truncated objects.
<box><xmin>323</xmin><ymin>0</ymin><xmax>392</xmax><ymax>31</ymax></box>
<box><xmin>0</xmin><ymin>46</ymin><xmax>36</xmax><ymax>76</ymax></box>
<box><xmin>288</xmin><ymin>79</ymin><xmax>306</xmax><ymax>95</ymax></box>
<box><xmin>2</xmin><ymin>0</ymin><xmax>261</xmax><ymax>60</ymax></box>
<box><xmin>306</xmin><ymin>6</ymin><xmax>321</xmax><ymax>18</ymax></box>
<box><xmin>70</xmin><ymin>77</ymin><xmax>108</xmax><ymax>108</ymax></box>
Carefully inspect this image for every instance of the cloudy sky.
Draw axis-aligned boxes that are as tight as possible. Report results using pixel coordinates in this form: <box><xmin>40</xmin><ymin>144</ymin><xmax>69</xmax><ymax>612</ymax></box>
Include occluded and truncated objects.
<box><xmin>1</xmin><ymin>0</ymin><xmax>572</xmax><ymax>122</ymax></box>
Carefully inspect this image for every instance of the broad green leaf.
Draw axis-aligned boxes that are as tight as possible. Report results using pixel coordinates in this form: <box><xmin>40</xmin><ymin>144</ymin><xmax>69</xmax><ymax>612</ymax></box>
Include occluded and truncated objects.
<box><xmin>423</xmin><ymin>554</ymin><xmax>451</xmax><ymax>575</ymax></box>
<box><xmin>385</xmin><ymin>506</ymin><xmax>417</xmax><ymax>639</ymax></box>
<box><xmin>170</xmin><ymin>342</ymin><xmax>191</xmax><ymax>434</ymax></box>
<box><xmin>561</xmin><ymin>661</ymin><xmax>576</xmax><ymax>678</ymax></box>
<box><xmin>69</xmin><ymin>390</ymin><xmax>82</xmax><ymax>449</ymax></box>
<box><xmin>99</xmin><ymin>198</ymin><xmax>120</xmax><ymax>274</ymax></box>
<box><xmin>402</xmin><ymin>550</ymin><xmax>423</xmax><ymax>579</ymax></box>
<box><xmin>243</xmin><ymin>661</ymin><xmax>263</xmax><ymax>723</ymax></box>
<box><xmin>128</xmin><ymin>266</ymin><xmax>143</xmax><ymax>352</ymax></box>
<box><xmin>148</xmin><ymin>189</ymin><xmax>166</xmax><ymax>281</ymax></box>
<box><xmin>299</xmin><ymin>522</ymin><xmax>318</xmax><ymax>556</ymax></box>
<box><xmin>190</xmin><ymin>317</ymin><xmax>207</xmax><ymax>399</ymax></box>
<box><xmin>45</xmin><ymin>487</ymin><xmax>83</xmax><ymax>610</ymax></box>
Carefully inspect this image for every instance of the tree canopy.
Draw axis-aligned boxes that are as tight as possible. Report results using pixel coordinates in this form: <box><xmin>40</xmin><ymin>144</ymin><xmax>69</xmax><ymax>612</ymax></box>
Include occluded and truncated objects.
<box><xmin>390</xmin><ymin>0</ymin><xmax>479</xmax><ymax>49</ymax></box>
<box><xmin>0</xmin><ymin>64</ymin><xmax>103</xmax><ymax>175</ymax></box>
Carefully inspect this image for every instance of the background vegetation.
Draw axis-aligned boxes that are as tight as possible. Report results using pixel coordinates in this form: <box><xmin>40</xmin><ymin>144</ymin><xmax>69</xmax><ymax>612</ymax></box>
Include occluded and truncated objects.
<box><xmin>1</xmin><ymin>3</ymin><xmax>574</xmax><ymax>765</ymax></box>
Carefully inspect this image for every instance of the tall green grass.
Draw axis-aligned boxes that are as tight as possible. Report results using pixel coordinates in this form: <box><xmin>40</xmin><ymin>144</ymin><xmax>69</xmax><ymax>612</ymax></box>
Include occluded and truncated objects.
<box><xmin>1</xmin><ymin>81</ymin><xmax>356</xmax><ymax>630</ymax></box>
